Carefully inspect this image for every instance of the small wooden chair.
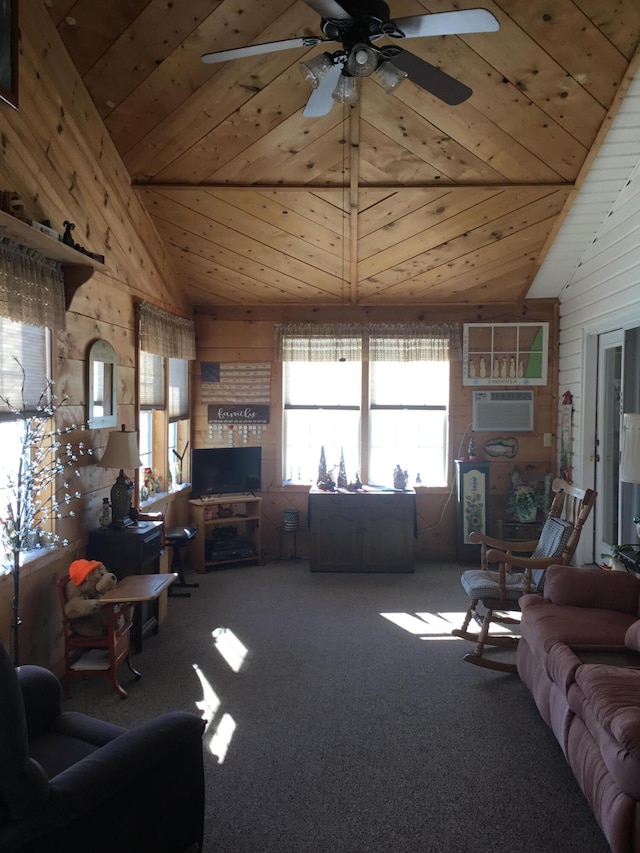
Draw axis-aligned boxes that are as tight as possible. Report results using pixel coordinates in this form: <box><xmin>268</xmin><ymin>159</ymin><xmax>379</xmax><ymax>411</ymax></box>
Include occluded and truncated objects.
<box><xmin>452</xmin><ymin>478</ymin><xmax>596</xmax><ymax>672</ymax></box>
<box><xmin>57</xmin><ymin>574</ymin><xmax>141</xmax><ymax>699</ymax></box>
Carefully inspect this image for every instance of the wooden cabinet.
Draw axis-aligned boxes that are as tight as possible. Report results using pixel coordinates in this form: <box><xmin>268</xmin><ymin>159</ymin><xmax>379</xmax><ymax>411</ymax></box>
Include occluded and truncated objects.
<box><xmin>188</xmin><ymin>496</ymin><xmax>262</xmax><ymax>572</ymax></box>
<box><xmin>309</xmin><ymin>489</ymin><xmax>415</xmax><ymax>572</ymax></box>
<box><xmin>455</xmin><ymin>460</ymin><xmax>489</xmax><ymax>563</ymax></box>
<box><xmin>87</xmin><ymin>521</ymin><xmax>163</xmax><ymax>652</ymax></box>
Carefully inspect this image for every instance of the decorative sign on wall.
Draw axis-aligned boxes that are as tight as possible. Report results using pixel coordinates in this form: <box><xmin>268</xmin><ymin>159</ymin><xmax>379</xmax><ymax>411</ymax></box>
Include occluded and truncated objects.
<box><xmin>201</xmin><ymin>362</ymin><xmax>271</xmax><ymax>403</ymax></box>
<box><xmin>462</xmin><ymin>323</ymin><xmax>549</xmax><ymax>386</ymax></box>
<box><xmin>202</xmin><ymin>362</ymin><xmax>271</xmax><ymax>445</ymax></box>
<box><xmin>207</xmin><ymin>404</ymin><xmax>270</xmax><ymax>425</ymax></box>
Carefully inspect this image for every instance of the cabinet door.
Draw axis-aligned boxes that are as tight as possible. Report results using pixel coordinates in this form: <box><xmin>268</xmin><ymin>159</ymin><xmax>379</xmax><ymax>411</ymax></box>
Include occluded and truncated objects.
<box><xmin>361</xmin><ymin>496</ymin><xmax>415</xmax><ymax>572</ymax></box>
<box><xmin>310</xmin><ymin>494</ymin><xmax>360</xmax><ymax>571</ymax></box>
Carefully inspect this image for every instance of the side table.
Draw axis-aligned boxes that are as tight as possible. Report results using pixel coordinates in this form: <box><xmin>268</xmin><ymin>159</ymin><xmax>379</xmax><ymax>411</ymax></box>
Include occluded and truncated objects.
<box><xmin>497</xmin><ymin>519</ymin><xmax>543</xmax><ymax>543</ymax></box>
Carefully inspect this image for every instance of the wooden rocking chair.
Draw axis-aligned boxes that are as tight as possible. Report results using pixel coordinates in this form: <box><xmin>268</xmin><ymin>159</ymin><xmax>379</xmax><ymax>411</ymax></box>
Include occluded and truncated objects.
<box><xmin>451</xmin><ymin>478</ymin><xmax>596</xmax><ymax>672</ymax></box>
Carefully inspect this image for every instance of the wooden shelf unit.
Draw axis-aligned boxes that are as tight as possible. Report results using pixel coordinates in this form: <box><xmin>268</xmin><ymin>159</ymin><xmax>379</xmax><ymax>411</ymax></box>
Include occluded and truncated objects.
<box><xmin>0</xmin><ymin>209</ymin><xmax>105</xmax><ymax>308</ymax></box>
<box><xmin>188</xmin><ymin>495</ymin><xmax>262</xmax><ymax>572</ymax></box>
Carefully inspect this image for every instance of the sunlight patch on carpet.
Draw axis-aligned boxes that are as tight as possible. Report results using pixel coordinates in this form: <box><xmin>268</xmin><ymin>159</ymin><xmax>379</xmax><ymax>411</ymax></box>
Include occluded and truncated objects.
<box><xmin>192</xmin><ymin>663</ymin><xmax>237</xmax><ymax>764</ymax></box>
<box><xmin>213</xmin><ymin>626</ymin><xmax>248</xmax><ymax>672</ymax></box>
<box><xmin>380</xmin><ymin>611</ymin><xmax>512</xmax><ymax>639</ymax></box>
<box><xmin>193</xmin><ymin>663</ymin><xmax>222</xmax><ymax>721</ymax></box>
<box><xmin>209</xmin><ymin>713</ymin><xmax>236</xmax><ymax>764</ymax></box>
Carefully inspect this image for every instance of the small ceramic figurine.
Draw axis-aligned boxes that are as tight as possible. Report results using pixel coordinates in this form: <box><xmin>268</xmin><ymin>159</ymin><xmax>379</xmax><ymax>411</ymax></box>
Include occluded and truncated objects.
<box><xmin>99</xmin><ymin>497</ymin><xmax>111</xmax><ymax>528</ymax></box>
<box><xmin>393</xmin><ymin>465</ymin><xmax>408</xmax><ymax>490</ymax></box>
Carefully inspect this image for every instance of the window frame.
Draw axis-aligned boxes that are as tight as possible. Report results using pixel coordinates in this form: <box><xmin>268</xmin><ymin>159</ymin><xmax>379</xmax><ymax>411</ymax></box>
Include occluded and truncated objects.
<box><xmin>137</xmin><ymin>351</ymin><xmax>191</xmax><ymax>498</ymax></box>
<box><xmin>281</xmin><ymin>332</ymin><xmax>451</xmax><ymax>489</ymax></box>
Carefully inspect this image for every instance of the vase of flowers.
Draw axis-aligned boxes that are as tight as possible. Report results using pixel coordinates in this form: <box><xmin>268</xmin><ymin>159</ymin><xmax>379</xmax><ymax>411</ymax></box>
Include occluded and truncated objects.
<box><xmin>508</xmin><ymin>480</ymin><xmax>540</xmax><ymax>523</ymax></box>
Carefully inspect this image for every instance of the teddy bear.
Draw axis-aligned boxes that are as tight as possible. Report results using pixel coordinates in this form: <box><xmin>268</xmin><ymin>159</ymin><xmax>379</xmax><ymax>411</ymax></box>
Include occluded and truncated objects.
<box><xmin>64</xmin><ymin>559</ymin><xmax>126</xmax><ymax>637</ymax></box>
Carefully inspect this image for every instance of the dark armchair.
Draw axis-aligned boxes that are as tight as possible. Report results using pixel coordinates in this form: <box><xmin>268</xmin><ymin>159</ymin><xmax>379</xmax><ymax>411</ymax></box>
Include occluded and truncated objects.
<box><xmin>0</xmin><ymin>640</ymin><xmax>206</xmax><ymax>853</ymax></box>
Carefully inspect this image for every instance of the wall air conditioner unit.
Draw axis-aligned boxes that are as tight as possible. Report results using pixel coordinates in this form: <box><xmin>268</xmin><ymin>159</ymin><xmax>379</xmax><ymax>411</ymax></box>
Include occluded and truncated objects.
<box><xmin>472</xmin><ymin>390</ymin><xmax>534</xmax><ymax>432</ymax></box>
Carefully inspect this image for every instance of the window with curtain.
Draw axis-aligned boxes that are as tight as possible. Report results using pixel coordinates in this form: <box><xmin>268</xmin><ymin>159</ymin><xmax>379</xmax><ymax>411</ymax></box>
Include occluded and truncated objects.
<box><xmin>137</xmin><ymin>303</ymin><xmax>195</xmax><ymax>496</ymax></box>
<box><xmin>138</xmin><ymin>350</ymin><xmax>164</xmax><ymax>474</ymax></box>
<box><xmin>0</xmin><ymin>318</ymin><xmax>50</xmax><ymax>568</ymax></box>
<box><xmin>279</xmin><ymin>323</ymin><xmax>458</xmax><ymax>488</ymax></box>
<box><xmin>168</xmin><ymin>358</ymin><xmax>189</xmax><ymax>481</ymax></box>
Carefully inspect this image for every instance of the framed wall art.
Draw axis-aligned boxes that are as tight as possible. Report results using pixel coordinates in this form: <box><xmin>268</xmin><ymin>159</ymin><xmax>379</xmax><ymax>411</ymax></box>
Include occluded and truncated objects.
<box><xmin>462</xmin><ymin>322</ymin><xmax>549</xmax><ymax>387</ymax></box>
<box><xmin>0</xmin><ymin>0</ymin><xmax>18</xmax><ymax>110</ymax></box>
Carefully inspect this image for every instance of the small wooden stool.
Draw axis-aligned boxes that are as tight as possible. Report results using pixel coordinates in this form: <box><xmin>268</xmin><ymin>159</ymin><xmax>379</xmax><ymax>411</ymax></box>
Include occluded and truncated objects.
<box><xmin>165</xmin><ymin>527</ymin><xmax>199</xmax><ymax>597</ymax></box>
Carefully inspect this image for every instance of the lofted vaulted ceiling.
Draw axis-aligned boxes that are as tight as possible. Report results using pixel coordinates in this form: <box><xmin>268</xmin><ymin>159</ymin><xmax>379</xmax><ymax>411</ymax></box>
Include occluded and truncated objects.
<box><xmin>48</xmin><ymin>0</ymin><xmax>640</xmax><ymax>309</ymax></box>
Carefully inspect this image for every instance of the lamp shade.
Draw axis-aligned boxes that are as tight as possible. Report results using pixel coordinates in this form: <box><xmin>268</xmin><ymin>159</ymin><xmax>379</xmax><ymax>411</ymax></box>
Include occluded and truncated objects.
<box><xmin>346</xmin><ymin>44</ymin><xmax>378</xmax><ymax>78</ymax></box>
<box><xmin>332</xmin><ymin>74</ymin><xmax>358</xmax><ymax>105</ymax></box>
<box><xmin>299</xmin><ymin>53</ymin><xmax>333</xmax><ymax>89</ymax></box>
<box><xmin>620</xmin><ymin>413</ymin><xmax>640</xmax><ymax>484</ymax></box>
<box><xmin>99</xmin><ymin>425</ymin><xmax>142</xmax><ymax>471</ymax></box>
<box><xmin>375</xmin><ymin>60</ymin><xmax>407</xmax><ymax>94</ymax></box>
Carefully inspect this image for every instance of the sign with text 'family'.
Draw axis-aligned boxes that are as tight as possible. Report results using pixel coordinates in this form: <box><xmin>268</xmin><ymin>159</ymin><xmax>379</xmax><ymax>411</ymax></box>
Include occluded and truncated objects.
<box><xmin>207</xmin><ymin>404</ymin><xmax>270</xmax><ymax>424</ymax></box>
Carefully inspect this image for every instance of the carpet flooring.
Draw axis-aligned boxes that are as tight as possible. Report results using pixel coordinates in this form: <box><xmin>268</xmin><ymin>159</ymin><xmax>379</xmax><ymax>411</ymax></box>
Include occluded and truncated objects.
<box><xmin>63</xmin><ymin>560</ymin><xmax>610</xmax><ymax>853</ymax></box>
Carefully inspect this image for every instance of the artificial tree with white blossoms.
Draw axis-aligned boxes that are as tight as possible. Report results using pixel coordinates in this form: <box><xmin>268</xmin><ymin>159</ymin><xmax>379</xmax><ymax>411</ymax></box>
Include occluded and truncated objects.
<box><xmin>0</xmin><ymin>377</ymin><xmax>92</xmax><ymax>666</ymax></box>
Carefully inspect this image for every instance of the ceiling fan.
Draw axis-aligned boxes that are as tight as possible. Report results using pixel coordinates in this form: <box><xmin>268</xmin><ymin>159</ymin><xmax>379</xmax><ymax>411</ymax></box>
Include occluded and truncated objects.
<box><xmin>201</xmin><ymin>0</ymin><xmax>499</xmax><ymax>117</ymax></box>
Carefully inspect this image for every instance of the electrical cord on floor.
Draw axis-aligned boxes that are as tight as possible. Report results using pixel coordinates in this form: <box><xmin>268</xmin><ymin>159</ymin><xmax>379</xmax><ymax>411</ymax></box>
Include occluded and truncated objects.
<box><xmin>416</xmin><ymin>422</ymin><xmax>473</xmax><ymax>533</ymax></box>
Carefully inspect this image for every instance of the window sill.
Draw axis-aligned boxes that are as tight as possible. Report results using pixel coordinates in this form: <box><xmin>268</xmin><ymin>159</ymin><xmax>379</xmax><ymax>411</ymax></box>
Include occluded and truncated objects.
<box><xmin>139</xmin><ymin>482</ymin><xmax>191</xmax><ymax>511</ymax></box>
<box><xmin>0</xmin><ymin>542</ymin><xmax>75</xmax><ymax>578</ymax></box>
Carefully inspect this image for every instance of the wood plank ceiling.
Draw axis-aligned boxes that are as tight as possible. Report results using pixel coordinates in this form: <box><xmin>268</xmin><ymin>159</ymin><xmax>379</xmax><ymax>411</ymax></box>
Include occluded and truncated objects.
<box><xmin>47</xmin><ymin>0</ymin><xmax>640</xmax><ymax>309</ymax></box>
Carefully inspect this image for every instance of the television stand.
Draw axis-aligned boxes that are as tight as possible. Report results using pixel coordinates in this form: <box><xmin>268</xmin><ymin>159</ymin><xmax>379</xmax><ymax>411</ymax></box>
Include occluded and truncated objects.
<box><xmin>188</xmin><ymin>495</ymin><xmax>262</xmax><ymax>572</ymax></box>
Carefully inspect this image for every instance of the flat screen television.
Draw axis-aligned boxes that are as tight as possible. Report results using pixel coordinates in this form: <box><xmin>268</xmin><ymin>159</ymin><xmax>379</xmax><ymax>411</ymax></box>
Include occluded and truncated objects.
<box><xmin>190</xmin><ymin>447</ymin><xmax>262</xmax><ymax>497</ymax></box>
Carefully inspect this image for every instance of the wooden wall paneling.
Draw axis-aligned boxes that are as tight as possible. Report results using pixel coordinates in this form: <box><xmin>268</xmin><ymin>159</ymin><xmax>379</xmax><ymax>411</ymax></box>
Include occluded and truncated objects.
<box><xmin>496</xmin><ymin>0</ymin><xmax>630</xmax><ymax>107</ymax></box>
<box><xmin>429</xmin><ymin>0</ymin><xmax>609</xmax><ymax>149</ymax></box>
<box><xmin>106</xmin><ymin>0</ymin><xmax>297</xmax><ymax>157</ymax></box>
<box><xmin>119</xmin><ymin>1</ymin><xmax>315</xmax><ymax>177</ymax></box>
<box><xmin>81</xmin><ymin>0</ymin><xmax>215</xmax><ymax>118</ymax></box>
<box><xmin>54</xmin><ymin>0</ymin><xmax>152</xmax><ymax>77</ymax></box>
<box><xmin>25</xmin><ymin>8</ymin><xmax>185</xmax><ymax>309</ymax></box>
<box><xmin>573</xmin><ymin>0</ymin><xmax>640</xmax><ymax>58</ymax></box>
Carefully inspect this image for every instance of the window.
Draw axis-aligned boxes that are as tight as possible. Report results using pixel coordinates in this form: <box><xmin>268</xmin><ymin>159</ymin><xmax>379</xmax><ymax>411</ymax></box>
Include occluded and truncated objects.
<box><xmin>0</xmin><ymin>318</ymin><xmax>50</xmax><ymax>565</ymax></box>
<box><xmin>138</xmin><ymin>352</ymin><xmax>191</xmax><ymax>495</ymax></box>
<box><xmin>284</xmin><ymin>359</ymin><xmax>361</xmax><ymax>483</ymax></box>
<box><xmin>168</xmin><ymin>358</ymin><xmax>189</xmax><ymax>484</ymax></box>
<box><xmin>280</xmin><ymin>325</ymin><xmax>457</xmax><ymax>488</ymax></box>
<box><xmin>369</xmin><ymin>359</ymin><xmax>449</xmax><ymax>486</ymax></box>
<box><xmin>137</xmin><ymin>302</ymin><xmax>195</xmax><ymax>497</ymax></box>
<box><xmin>139</xmin><ymin>350</ymin><xmax>164</xmax><ymax>476</ymax></box>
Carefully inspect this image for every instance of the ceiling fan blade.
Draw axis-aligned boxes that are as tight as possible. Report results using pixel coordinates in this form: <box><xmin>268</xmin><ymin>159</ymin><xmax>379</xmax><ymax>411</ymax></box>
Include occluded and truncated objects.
<box><xmin>202</xmin><ymin>36</ymin><xmax>325</xmax><ymax>64</ymax></box>
<box><xmin>390</xmin><ymin>51</ymin><xmax>472</xmax><ymax>105</ymax></box>
<box><xmin>303</xmin><ymin>0</ymin><xmax>353</xmax><ymax>20</ymax></box>
<box><xmin>393</xmin><ymin>8</ymin><xmax>499</xmax><ymax>39</ymax></box>
<box><xmin>302</xmin><ymin>63</ymin><xmax>343</xmax><ymax>117</ymax></box>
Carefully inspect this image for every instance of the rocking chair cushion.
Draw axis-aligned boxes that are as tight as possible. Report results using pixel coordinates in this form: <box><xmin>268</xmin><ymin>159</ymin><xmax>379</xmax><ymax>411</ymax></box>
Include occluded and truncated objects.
<box><xmin>461</xmin><ymin>569</ymin><xmax>526</xmax><ymax>602</ymax></box>
<box><xmin>529</xmin><ymin>517</ymin><xmax>573</xmax><ymax>588</ymax></box>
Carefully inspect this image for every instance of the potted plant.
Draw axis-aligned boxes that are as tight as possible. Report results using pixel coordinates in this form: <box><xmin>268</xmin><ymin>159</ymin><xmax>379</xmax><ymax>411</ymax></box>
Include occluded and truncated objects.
<box><xmin>600</xmin><ymin>544</ymin><xmax>634</xmax><ymax>572</ymax></box>
<box><xmin>507</xmin><ymin>479</ymin><xmax>541</xmax><ymax>523</ymax></box>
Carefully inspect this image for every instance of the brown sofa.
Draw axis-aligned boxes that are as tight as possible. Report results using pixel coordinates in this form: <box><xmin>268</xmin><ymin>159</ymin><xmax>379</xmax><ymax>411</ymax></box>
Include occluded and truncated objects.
<box><xmin>517</xmin><ymin>565</ymin><xmax>640</xmax><ymax>853</ymax></box>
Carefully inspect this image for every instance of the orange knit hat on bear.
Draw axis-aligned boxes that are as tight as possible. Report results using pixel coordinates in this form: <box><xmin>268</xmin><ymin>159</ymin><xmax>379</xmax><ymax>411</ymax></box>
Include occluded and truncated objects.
<box><xmin>69</xmin><ymin>559</ymin><xmax>102</xmax><ymax>586</ymax></box>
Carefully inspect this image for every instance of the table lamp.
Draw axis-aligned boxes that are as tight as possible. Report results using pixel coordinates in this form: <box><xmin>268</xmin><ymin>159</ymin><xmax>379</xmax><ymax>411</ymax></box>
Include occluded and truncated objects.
<box><xmin>620</xmin><ymin>413</ymin><xmax>640</xmax><ymax>540</ymax></box>
<box><xmin>99</xmin><ymin>424</ymin><xmax>142</xmax><ymax>528</ymax></box>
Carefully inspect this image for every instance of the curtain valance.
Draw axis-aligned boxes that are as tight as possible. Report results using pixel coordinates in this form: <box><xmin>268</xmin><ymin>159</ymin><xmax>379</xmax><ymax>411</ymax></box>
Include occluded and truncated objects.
<box><xmin>275</xmin><ymin>322</ymin><xmax>461</xmax><ymax>362</ymax></box>
<box><xmin>138</xmin><ymin>301</ymin><xmax>196</xmax><ymax>360</ymax></box>
<box><xmin>0</xmin><ymin>237</ymin><xmax>66</xmax><ymax>332</ymax></box>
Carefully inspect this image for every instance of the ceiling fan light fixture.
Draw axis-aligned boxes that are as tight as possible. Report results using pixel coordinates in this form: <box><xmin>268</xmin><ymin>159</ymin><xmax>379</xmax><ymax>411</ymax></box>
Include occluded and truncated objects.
<box><xmin>332</xmin><ymin>74</ymin><xmax>359</xmax><ymax>105</ymax></box>
<box><xmin>299</xmin><ymin>52</ymin><xmax>333</xmax><ymax>89</ymax></box>
<box><xmin>346</xmin><ymin>43</ymin><xmax>378</xmax><ymax>78</ymax></box>
<box><xmin>374</xmin><ymin>60</ymin><xmax>408</xmax><ymax>94</ymax></box>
